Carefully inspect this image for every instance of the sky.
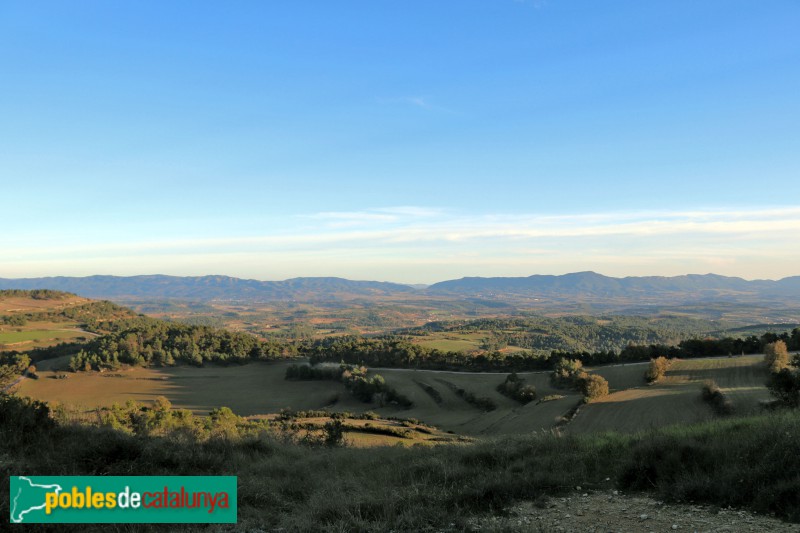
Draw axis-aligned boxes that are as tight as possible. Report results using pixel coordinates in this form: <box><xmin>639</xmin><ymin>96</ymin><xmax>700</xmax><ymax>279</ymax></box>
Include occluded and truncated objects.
<box><xmin>2</xmin><ymin>1</ymin><xmax>799</xmax><ymax>284</ymax></box>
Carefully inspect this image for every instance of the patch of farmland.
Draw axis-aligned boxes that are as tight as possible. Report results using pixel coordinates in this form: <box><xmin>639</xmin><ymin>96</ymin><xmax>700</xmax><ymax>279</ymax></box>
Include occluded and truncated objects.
<box><xmin>0</xmin><ymin>295</ymin><xmax>89</xmax><ymax>314</ymax></box>
<box><xmin>589</xmin><ymin>362</ymin><xmax>650</xmax><ymax>391</ymax></box>
<box><xmin>369</xmin><ymin>369</ymin><xmax>579</xmax><ymax>436</ymax></box>
<box><xmin>667</xmin><ymin>355</ymin><xmax>770</xmax><ymax>413</ymax></box>
<box><xmin>569</xmin><ymin>355</ymin><xmax>771</xmax><ymax>434</ymax></box>
<box><xmin>19</xmin><ymin>361</ymin><xmax>348</xmax><ymax>416</ymax></box>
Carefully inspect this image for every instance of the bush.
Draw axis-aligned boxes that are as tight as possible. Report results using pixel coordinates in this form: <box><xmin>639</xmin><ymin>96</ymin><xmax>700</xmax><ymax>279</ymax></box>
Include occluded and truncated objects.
<box><xmin>322</xmin><ymin>419</ymin><xmax>346</xmax><ymax>447</ymax></box>
<box><xmin>645</xmin><ymin>356</ymin><xmax>671</xmax><ymax>383</ymax></box>
<box><xmin>701</xmin><ymin>380</ymin><xmax>733</xmax><ymax>415</ymax></box>
<box><xmin>496</xmin><ymin>372</ymin><xmax>537</xmax><ymax>404</ymax></box>
<box><xmin>551</xmin><ymin>358</ymin><xmax>584</xmax><ymax>387</ymax></box>
<box><xmin>767</xmin><ymin>368</ymin><xmax>800</xmax><ymax>408</ymax></box>
<box><xmin>578</xmin><ymin>373</ymin><xmax>609</xmax><ymax>402</ymax></box>
<box><xmin>536</xmin><ymin>394</ymin><xmax>565</xmax><ymax>404</ymax></box>
<box><xmin>551</xmin><ymin>358</ymin><xmax>609</xmax><ymax>402</ymax></box>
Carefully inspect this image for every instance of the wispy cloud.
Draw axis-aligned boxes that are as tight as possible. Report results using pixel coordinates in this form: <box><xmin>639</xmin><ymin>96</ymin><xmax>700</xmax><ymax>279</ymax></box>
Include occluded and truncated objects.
<box><xmin>4</xmin><ymin>206</ymin><xmax>800</xmax><ymax>282</ymax></box>
<box><xmin>376</xmin><ymin>96</ymin><xmax>458</xmax><ymax>114</ymax></box>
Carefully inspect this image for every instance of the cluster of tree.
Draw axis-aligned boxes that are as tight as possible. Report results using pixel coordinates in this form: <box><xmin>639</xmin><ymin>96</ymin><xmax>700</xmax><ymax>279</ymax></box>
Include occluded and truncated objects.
<box><xmin>94</xmin><ymin>398</ymin><xmax>353</xmax><ymax>447</ymax></box>
<box><xmin>68</xmin><ymin>322</ymin><xmax>295</xmax><ymax>371</ymax></box>
<box><xmin>285</xmin><ymin>363</ymin><xmax>412</xmax><ymax>408</ymax></box>
<box><xmin>306</xmin><ymin>335</ymin><xmax>553</xmax><ymax>372</ymax></box>
<box><xmin>701</xmin><ymin>380</ymin><xmax>733</xmax><ymax>416</ymax></box>
<box><xmin>0</xmin><ymin>289</ymin><xmax>74</xmax><ymax>300</ymax></box>
<box><xmin>766</xmin><ymin>341</ymin><xmax>800</xmax><ymax>408</ymax></box>
<box><xmin>0</xmin><ymin>352</ymin><xmax>31</xmax><ymax>387</ymax></box>
<box><xmin>551</xmin><ymin>358</ymin><xmax>609</xmax><ymax>402</ymax></box>
<box><xmin>496</xmin><ymin>372</ymin><xmax>537</xmax><ymax>404</ymax></box>
<box><xmin>0</xmin><ymin>314</ymin><xmax>28</xmax><ymax>326</ymax></box>
<box><xmin>645</xmin><ymin>356</ymin><xmax>671</xmax><ymax>383</ymax></box>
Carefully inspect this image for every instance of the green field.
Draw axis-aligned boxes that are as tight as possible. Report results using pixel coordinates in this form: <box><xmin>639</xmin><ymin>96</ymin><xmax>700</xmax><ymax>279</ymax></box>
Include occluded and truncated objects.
<box><xmin>19</xmin><ymin>355</ymin><xmax>774</xmax><ymax>438</ymax></box>
<box><xmin>0</xmin><ymin>322</ymin><xmax>91</xmax><ymax>350</ymax></box>
<box><xmin>0</xmin><ymin>329</ymin><xmax>86</xmax><ymax>344</ymax></box>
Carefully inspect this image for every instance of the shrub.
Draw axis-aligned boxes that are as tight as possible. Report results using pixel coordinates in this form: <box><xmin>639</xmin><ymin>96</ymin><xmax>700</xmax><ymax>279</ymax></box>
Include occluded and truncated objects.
<box><xmin>645</xmin><ymin>356</ymin><xmax>671</xmax><ymax>383</ymax></box>
<box><xmin>435</xmin><ymin>378</ymin><xmax>496</xmax><ymax>411</ymax></box>
<box><xmin>536</xmin><ymin>394</ymin><xmax>565</xmax><ymax>404</ymax></box>
<box><xmin>701</xmin><ymin>380</ymin><xmax>733</xmax><ymax>415</ymax></box>
<box><xmin>551</xmin><ymin>358</ymin><xmax>609</xmax><ymax>402</ymax></box>
<box><xmin>767</xmin><ymin>368</ymin><xmax>800</xmax><ymax>408</ymax></box>
<box><xmin>551</xmin><ymin>358</ymin><xmax>584</xmax><ymax>387</ymax></box>
<box><xmin>322</xmin><ymin>419</ymin><xmax>346</xmax><ymax>447</ymax></box>
<box><xmin>496</xmin><ymin>372</ymin><xmax>537</xmax><ymax>404</ymax></box>
<box><xmin>578</xmin><ymin>373</ymin><xmax>609</xmax><ymax>402</ymax></box>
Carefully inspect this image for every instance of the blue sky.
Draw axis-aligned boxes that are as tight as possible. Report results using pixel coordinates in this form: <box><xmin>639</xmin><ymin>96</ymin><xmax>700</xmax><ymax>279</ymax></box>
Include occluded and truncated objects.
<box><xmin>2</xmin><ymin>1</ymin><xmax>799</xmax><ymax>283</ymax></box>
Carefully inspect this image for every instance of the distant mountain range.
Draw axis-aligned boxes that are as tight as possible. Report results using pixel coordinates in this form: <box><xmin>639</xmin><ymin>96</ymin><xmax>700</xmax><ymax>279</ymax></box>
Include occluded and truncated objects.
<box><xmin>1</xmin><ymin>272</ymin><xmax>799</xmax><ymax>304</ymax></box>
<box><xmin>0</xmin><ymin>275</ymin><xmax>415</xmax><ymax>301</ymax></box>
<box><xmin>427</xmin><ymin>271</ymin><xmax>800</xmax><ymax>301</ymax></box>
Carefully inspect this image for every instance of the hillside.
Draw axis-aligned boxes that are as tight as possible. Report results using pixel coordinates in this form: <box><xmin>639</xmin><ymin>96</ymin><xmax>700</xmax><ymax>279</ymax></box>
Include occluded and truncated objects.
<box><xmin>0</xmin><ymin>290</ymin><xmax>138</xmax><ymax>354</ymax></box>
<box><xmin>18</xmin><ymin>354</ymin><xmax>776</xmax><ymax>438</ymax></box>
<box><xmin>2</xmin><ymin>392</ymin><xmax>799</xmax><ymax>530</ymax></box>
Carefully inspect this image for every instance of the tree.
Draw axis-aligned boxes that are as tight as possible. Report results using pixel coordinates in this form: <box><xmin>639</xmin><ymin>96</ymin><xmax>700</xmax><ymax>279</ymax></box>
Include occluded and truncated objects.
<box><xmin>645</xmin><ymin>356</ymin><xmax>670</xmax><ymax>383</ymax></box>
<box><xmin>764</xmin><ymin>341</ymin><xmax>790</xmax><ymax>374</ymax></box>
<box><xmin>768</xmin><ymin>368</ymin><xmax>800</xmax><ymax>408</ymax></box>
<box><xmin>579</xmin><ymin>374</ymin><xmax>609</xmax><ymax>402</ymax></box>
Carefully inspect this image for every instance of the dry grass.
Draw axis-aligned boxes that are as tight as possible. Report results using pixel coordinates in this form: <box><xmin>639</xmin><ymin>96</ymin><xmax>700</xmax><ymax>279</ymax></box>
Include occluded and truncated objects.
<box><xmin>0</xmin><ymin>295</ymin><xmax>90</xmax><ymax>314</ymax></box>
<box><xmin>569</xmin><ymin>355</ymin><xmax>770</xmax><ymax>435</ymax></box>
<box><xmin>18</xmin><ymin>355</ymin><xmax>774</xmax><ymax>440</ymax></box>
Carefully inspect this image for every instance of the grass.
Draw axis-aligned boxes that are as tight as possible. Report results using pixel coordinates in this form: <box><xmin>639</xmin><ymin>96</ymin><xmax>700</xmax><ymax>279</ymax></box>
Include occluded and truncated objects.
<box><xmin>0</xmin><ymin>328</ymin><xmax>87</xmax><ymax>344</ymax></box>
<box><xmin>0</xmin><ymin>295</ymin><xmax>89</xmax><ymax>314</ymax></box>
<box><xmin>281</xmin><ymin>416</ymin><xmax>468</xmax><ymax>447</ymax></box>
<box><xmin>412</xmin><ymin>332</ymin><xmax>486</xmax><ymax>352</ymax></box>
<box><xmin>1</xmin><ymin>393</ymin><xmax>799</xmax><ymax>531</ymax></box>
<box><xmin>0</xmin><ymin>320</ymin><xmax>93</xmax><ymax>351</ymax></box>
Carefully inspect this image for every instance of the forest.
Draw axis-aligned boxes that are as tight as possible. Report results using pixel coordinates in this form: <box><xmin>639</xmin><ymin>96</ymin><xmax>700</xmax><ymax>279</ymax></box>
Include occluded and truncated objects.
<box><xmin>68</xmin><ymin>321</ymin><xmax>295</xmax><ymax>371</ymax></box>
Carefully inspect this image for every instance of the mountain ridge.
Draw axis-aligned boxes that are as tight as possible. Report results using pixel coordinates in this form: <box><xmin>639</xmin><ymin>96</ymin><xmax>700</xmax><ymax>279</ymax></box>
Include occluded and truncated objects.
<box><xmin>0</xmin><ymin>272</ymin><xmax>798</xmax><ymax>303</ymax></box>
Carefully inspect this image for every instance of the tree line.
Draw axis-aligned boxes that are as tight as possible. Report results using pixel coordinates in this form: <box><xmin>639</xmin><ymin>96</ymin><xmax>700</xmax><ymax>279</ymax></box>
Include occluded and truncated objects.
<box><xmin>0</xmin><ymin>289</ymin><xmax>74</xmax><ymax>300</ymax></box>
<box><xmin>305</xmin><ymin>330</ymin><xmax>800</xmax><ymax>374</ymax></box>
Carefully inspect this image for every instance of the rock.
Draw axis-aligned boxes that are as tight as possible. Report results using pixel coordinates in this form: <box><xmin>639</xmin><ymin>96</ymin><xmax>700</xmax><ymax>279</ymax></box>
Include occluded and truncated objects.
<box><xmin>639</xmin><ymin>514</ymin><xmax>649</xmax><ymax>520</ymax></box>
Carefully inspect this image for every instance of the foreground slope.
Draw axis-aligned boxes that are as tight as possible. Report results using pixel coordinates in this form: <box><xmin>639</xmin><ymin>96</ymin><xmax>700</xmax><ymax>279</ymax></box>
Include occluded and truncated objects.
<box><xmin>2</xmin><ymin>392</ymin><xmax>798</xmax><ymax>531</ymax></box>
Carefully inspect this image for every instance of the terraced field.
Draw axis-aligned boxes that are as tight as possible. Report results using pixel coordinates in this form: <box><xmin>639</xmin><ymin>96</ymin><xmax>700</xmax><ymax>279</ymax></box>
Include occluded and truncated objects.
<box><xmin>569</xmin><ymin>355</ymin><xmax>769</xmax><ymax>434</ymax></box>
<box><xmin>18</xmin><ymin>355</ymin><xmax>774</xmax><ymax>439</ymax></box>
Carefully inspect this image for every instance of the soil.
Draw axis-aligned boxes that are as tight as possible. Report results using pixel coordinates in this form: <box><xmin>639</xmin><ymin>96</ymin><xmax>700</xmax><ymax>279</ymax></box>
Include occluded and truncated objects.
<box><xmin>468</xmin><ymin>489</ymin><xmax>800</xmax><ymax>532</ymax></box>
